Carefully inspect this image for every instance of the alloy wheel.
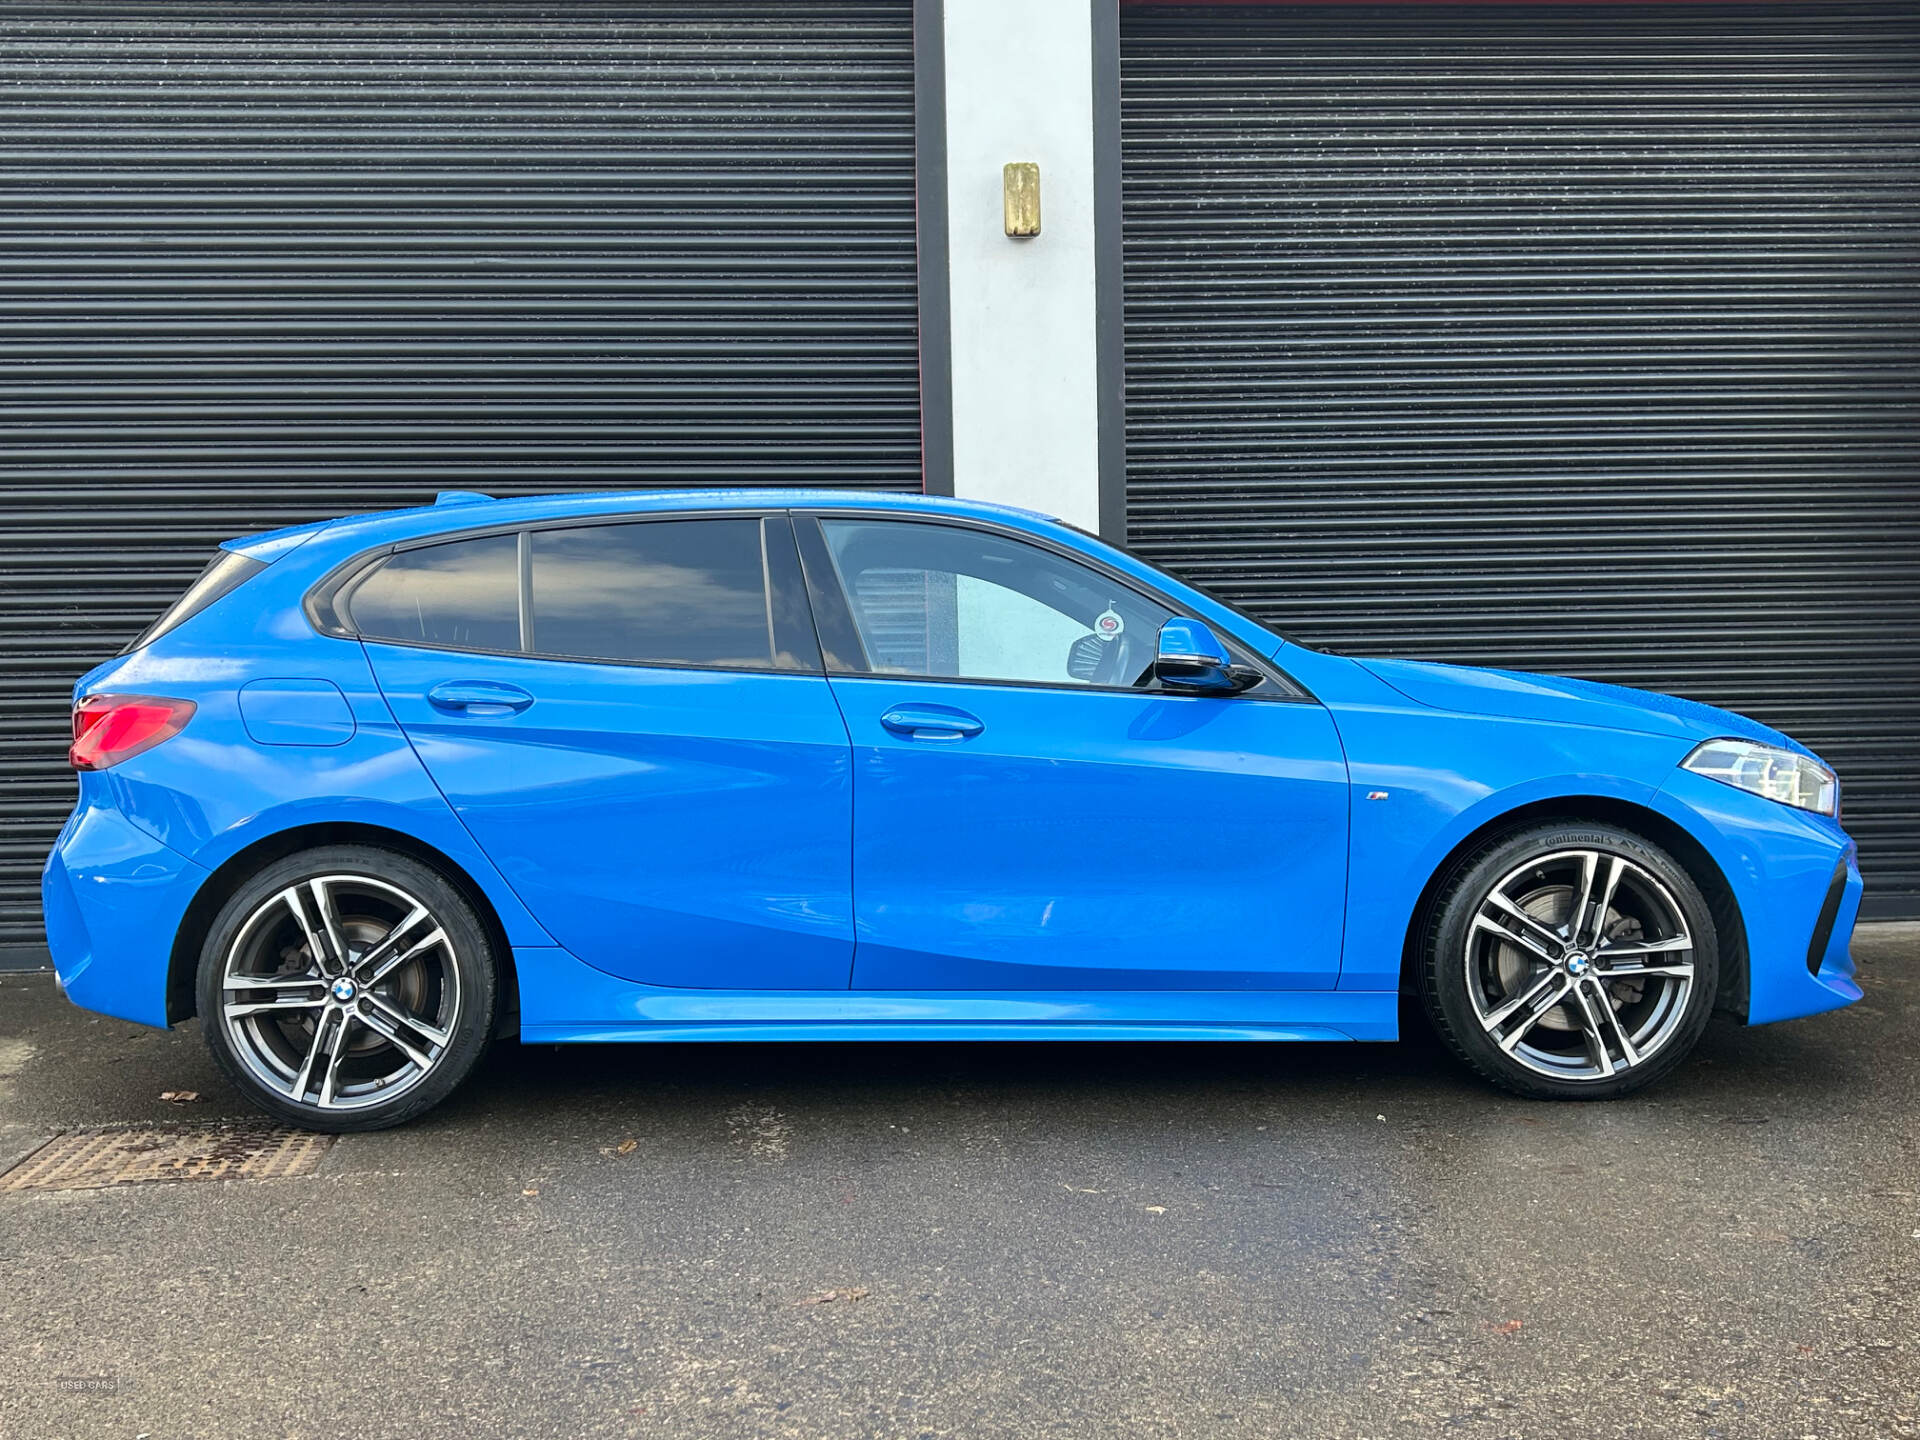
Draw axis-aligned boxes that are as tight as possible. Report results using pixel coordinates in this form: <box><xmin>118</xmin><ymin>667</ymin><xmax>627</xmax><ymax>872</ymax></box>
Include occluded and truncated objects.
<box><xmin>217</xmin><ymin>874</ymin><xmax>461</xmax><ymax>1112</ymax></box>
<box><xmin>1463</xmin><ymin>848</ymin><xmax>1696</xmax><ymax>1082</ymax></box>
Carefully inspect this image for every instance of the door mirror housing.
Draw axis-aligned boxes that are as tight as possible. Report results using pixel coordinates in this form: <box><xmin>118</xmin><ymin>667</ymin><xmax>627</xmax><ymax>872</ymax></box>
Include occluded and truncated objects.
<box><xmin>1154</xmin><ymin>618</ymin><xmax>1261</xmax><ymax>694</ymax></box>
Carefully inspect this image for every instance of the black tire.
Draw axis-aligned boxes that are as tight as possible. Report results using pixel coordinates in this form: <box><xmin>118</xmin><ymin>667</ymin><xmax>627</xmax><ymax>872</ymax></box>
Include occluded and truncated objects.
<box><xmin>1418</xmin><ymin>822</ymin><xmax>1719</xmax><ymax>1100</ymax></box>
<box><xmin>197</xmin><ymin>845</ymin><xmax>497</xmax><ymax>1131</ymax></box>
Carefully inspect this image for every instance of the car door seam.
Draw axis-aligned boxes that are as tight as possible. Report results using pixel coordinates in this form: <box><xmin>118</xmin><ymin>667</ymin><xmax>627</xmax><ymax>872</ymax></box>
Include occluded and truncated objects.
<box><xmin>355</xmin><ymin>637</ymin><xmax>557</xmax><ymax>947</ymax></box>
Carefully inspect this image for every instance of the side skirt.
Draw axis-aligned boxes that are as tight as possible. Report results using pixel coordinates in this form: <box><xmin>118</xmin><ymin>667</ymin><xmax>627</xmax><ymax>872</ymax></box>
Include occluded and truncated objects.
<box><xmin>513</xmin><ymin>946</ymin><xmax>1399</xmax><ymax>1044</ymax></box>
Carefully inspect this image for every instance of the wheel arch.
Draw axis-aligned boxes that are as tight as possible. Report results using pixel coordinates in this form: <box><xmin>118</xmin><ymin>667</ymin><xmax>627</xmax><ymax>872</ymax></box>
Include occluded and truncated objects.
<box><xmin>166</xmin><ymin>820</ymin><xmax>520</xmax><ymax>1034</ymax></box>
<box><xmin>1397</xmin><ymin>794</ymin><xmax>1750</xmax><ymax>1021</ymax></box>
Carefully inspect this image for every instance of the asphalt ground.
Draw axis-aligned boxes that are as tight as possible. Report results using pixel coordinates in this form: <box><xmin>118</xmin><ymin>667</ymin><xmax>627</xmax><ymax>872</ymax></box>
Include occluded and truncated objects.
<box><xmin>1</xmin><ymin>928</ymin><xmax>1916</xmax><ymax>1440</ymax></box>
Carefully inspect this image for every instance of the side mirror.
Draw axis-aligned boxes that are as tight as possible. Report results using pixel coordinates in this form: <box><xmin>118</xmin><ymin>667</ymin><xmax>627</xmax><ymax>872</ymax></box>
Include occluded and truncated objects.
<box><xmin>1154</xmin><ymin>618</ymin><xmax>1259</xmax><ymax>694</ymax></box>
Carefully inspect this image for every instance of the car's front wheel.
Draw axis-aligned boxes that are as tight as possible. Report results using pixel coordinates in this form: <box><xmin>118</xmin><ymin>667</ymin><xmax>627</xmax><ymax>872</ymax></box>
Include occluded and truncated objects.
<box><xmin>197</xmin><ymin>845</ymin><xmax>497</xmax><ymax>1131</ymax></box>
<box><xmin>1419</xmin><ymin>823</ymin><xmax>1719</xmax><ymax>1099</ymax></box>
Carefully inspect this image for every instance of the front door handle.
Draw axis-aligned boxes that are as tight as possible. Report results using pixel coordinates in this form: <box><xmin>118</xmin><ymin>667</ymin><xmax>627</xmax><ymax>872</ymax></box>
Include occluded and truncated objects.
<box><xmin>426</xmin><ymin>680</ymin><xmax>534</xmax><ymax>717</ymax></box>
<box><xmin>879</xmin><ymin>704</ymin><xmax>984</xmax><ymax>741</ymax></box>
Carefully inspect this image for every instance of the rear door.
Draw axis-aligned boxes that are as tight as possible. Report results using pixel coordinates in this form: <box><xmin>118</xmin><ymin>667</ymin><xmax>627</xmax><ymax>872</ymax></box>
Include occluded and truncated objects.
<box><xmin>355</xmin><ymin>513</ymin><xmax>854</xmax><ymax>990</ymax></box>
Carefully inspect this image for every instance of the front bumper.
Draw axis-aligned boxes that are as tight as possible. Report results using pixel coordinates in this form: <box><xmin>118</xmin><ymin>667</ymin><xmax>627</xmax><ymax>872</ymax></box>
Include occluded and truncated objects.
<box><xmin>1654</xmin><ymin>767</ymin><xmax>1862</xmax><ymax>1025</ymax></box>
<box><xmin>42</xmin><ymin>796</ymin><xmax>208</xmax><ymax>1029</ymax></box>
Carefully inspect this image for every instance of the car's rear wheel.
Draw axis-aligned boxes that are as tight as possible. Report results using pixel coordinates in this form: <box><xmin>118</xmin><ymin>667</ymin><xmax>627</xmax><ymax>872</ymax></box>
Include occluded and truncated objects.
<box><xmin>1418</xmin><ymin>823</ymin><xmax>1719</xmax><ymax>1099</ymax></box>
<box><xmin>197</xmin><ymin>845</ymin><xmax>496</xmax><ymax>1131</ymax></box>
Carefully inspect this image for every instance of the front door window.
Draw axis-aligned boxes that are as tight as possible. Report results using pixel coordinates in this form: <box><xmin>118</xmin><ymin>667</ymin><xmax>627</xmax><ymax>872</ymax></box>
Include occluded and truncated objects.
<box><xmin>816</xmin><ymin>518</ymin><xmax>1172</xmax><ymax>690</ymax></box>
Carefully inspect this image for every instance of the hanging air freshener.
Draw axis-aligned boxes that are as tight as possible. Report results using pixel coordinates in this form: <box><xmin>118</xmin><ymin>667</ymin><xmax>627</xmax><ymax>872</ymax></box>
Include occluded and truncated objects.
<box><xmin>1093</xmin><ymin>603</ymin><xmax>1124</xmax><ymax>642</ymax></box>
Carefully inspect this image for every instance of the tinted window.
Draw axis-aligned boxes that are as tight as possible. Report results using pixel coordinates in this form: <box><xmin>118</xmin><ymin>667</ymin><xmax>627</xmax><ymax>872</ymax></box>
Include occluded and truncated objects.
<box><xmin>819</xmin><ymin>519</ymin><xmax>1173</xmax><ymax>687</ymax></box>
<box><xmin>349</xmin><ymin>533</ymin><xmax>520</xmax><ymax>651</ymax></box>
<box><xmin>126</xmin><ymin>549</ymin><xmax>266</xmax><ymax>653</ymax></box>
<box><xmin>529</xmin><ymin>519</ymin><xmax>774</xmax><ymax>668</ymax></box>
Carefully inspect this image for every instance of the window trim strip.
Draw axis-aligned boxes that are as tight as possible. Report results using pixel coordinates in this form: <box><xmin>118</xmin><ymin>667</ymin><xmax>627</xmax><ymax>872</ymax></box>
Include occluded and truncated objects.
<box><xmin>516</xmin><ymin>529</ymin><xmax>534</xmax><ymax>654</ymax></box>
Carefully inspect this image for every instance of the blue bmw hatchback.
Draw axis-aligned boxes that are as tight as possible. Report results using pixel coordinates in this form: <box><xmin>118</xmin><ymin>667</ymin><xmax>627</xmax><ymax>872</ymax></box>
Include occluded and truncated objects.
<box><xmin>44</xmin><ymin>490</ymin><xmax>1862</xmax><ymax>1129</ymax></box>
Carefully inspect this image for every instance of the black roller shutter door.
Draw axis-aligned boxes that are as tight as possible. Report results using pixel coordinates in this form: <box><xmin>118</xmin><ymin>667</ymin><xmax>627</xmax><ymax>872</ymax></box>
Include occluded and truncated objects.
<box><xmin>1122</xmin><ymin>2</ymin><xmax>1920</xmax><ymax>918</ymax></box>
<box><xmin>0</xmin><ymin>1</ymin><xmax>919</xmax><ymax>954</ymax></box>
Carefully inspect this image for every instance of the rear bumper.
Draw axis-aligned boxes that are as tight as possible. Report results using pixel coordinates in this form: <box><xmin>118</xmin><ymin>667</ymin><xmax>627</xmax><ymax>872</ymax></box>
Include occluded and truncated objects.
<box><xmin>1654</xmin><ymin>768</ymin><xmax>1862</xmax><ymax>1025</ymax></box>
<box><xmin>42</xmin><ymin>798</ymin><xmax>207</xmax><ymax>1029</ymax></box>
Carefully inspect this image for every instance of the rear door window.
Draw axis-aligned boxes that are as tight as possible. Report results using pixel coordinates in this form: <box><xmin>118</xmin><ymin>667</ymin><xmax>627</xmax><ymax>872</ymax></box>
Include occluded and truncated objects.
<box><xmin>528</xmin><ymin>518</ymin><xmax>782</xmax><ymax>669</ymax></box>
<box><xmin>347</xmin><ymin>533</ymin><xmax>521</xmax><ymax>652</ymax></box>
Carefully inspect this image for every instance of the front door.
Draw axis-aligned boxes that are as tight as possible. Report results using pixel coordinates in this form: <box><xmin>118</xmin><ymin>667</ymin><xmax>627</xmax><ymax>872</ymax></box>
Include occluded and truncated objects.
<box><xmin>355</xmin><ymin>513</ymin><xmax>854</xmax><ymax>990</ymax></box>
<box><xmin>798</xmin><ymin>515</ymin><xmax>1350</xmax><ymax>992</ymax></box>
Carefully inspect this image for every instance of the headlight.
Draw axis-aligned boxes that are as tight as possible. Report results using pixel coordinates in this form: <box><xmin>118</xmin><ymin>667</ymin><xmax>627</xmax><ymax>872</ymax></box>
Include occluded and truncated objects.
<box><xmin>1681</xmin><ymin>738</ymin><xmax>1838</xmax><ymax>816</ymax></box>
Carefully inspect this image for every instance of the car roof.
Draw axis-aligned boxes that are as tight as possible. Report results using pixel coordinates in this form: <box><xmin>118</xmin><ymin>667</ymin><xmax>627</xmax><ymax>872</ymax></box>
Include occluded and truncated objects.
<box><xmin>262</xmin><ymin>487</ymin><xmax>1065</xmax><ymax>555</ymax></box>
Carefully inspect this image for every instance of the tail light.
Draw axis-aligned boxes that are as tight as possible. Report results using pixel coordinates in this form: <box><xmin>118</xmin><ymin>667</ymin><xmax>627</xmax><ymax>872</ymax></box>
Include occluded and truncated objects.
<box><xmin>69</xmin><ymin>694</ymin><xmax>197</xmax><ymax>771</ymax></box>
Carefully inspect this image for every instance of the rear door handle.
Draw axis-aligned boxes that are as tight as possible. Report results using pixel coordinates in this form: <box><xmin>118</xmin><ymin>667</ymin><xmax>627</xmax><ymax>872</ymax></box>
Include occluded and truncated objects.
<box><xmin>879</xmin><ymin>704</ymin><xmax>984</xmax><ymax>741</ymax></box>
<box><xmin>426</xmin><ymin>680</ymin><xmax>534</xmax><ymax>716</ymax></box>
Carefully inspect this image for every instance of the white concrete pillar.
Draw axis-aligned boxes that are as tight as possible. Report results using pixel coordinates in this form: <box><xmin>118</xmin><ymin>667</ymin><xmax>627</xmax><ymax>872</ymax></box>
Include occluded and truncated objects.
<box><xmin>936</xmin><ymin>0</ymin><xmax>1104</xmax><ymax>532</ymax></box>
